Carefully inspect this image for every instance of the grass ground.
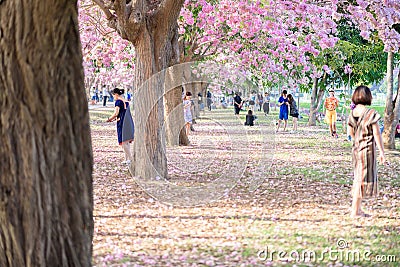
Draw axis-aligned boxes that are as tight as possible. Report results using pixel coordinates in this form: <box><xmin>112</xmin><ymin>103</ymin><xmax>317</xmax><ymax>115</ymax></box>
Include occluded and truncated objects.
<box><xmin>89</xmin><ymin>106</ymin><xmax>400</xmax><ymax>267</ymax></box>
<box><xmin>298</xmin><ymin>101</ymin><xmax>388</xmax><ymax>119</ymax></box>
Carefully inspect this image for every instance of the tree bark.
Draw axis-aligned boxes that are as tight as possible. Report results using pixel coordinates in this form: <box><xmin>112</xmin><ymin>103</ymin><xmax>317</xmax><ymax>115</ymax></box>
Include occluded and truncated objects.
<box><xmin>201</xmin><ymin>83</ymin><xmax>210</xmax><ymax>112</ymax></box>
<box><xmin>162</xmin><ymin>22</ymin><xmax>188</xmax><ymax>146</ymax></box>
<box><xmin>0</xmin><ymin>1</ymin><xmax>93</xmax><ymax>266</ymax></box>
<box><xmin>308</xmin><ymin>77</ymin><xmax>325</xmax><ymax>126</ymax></box>
<box><xmin>164</xmin><ymin>64</ymin><xmax>189</xmax><ymax>146</ymax></box>
<box><xmin>131</xmin><ymin>26</ymin><xmax>167</xmax><ymax>178</ymax></box>
<box><xmin>193</xmin><ymin>83</ymin><xmax>201</xmax><ymax>118</ymax></box>
<box><xmin>382</xmin><ymin>52</ymin><xmax>400</xmax><ymax>149</ymax></box>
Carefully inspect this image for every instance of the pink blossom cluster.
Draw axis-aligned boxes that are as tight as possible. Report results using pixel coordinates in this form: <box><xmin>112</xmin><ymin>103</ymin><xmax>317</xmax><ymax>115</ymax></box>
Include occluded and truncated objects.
<box><xmin>179</xmin><ymin>0</ymin><xmax>340</xmax><ymax>89</ymax></box>
<box><xmin>78</xmin><ymin>0</ymin><xmax>400</xmax><ymax>93</ymax></box>
<box><xmin>347</xmin><ymin>0</ymin><xmax>400</xmax><ymax>52</ymax></box>
<box><xmin>344</xmin><ymin>64</ymin><xmax>352</xmax><ymax>75</ymax></box>
<box><xmin>79</xmin><ymin>0</ymin><xmax>135</xmax><ymax>88</ymax></box>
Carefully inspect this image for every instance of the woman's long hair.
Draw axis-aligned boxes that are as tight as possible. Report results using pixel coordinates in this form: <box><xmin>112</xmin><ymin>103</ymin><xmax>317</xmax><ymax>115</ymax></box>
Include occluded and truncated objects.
<box><xmin>287</xmin><ymin>94</ymin><xmax>294</xmax><ymax>103</ymax></box>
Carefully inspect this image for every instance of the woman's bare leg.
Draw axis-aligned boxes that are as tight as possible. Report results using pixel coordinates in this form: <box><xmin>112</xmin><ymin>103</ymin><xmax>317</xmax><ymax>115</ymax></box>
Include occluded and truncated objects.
<box><xmin>186</xmin><ymin>123</ymin><xmax>190</xmax><ymax>136</ymax></box>
<box><xmin>122</xmin><ymin>142</ymin><xmax>132</xmax><ymax>162</ymax></box>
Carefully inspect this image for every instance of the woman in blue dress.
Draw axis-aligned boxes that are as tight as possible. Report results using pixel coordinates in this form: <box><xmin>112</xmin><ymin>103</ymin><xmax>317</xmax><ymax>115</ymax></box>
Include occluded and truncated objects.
<box><xmin>276</xmin><ymin>90</ymin><xmax>289</xmax><ymax>132</ymax></box>
<box><xmin>107</xmin><ymin>88</ymin><xmax>134</xmax><ymax>164</ymax></box>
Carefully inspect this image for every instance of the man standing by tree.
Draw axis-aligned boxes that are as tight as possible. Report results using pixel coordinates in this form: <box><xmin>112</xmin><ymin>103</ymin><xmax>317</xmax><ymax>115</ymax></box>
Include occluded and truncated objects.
<box><xmin>324</xmin><ymin>89</ymin><xmax>339</xmax><ymax>138</ymax></box>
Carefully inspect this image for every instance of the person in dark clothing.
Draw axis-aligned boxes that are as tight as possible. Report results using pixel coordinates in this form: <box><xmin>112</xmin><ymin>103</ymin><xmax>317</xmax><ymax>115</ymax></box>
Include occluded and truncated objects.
<box><xmin>244</xmin><ymin>110</ymin><xmax>256</xmax><ymax>126</ymax></box>
<box><xmin>395</xmin><ymin>120</ymin><xmax>400</xmax><ymax>138</ymax></box>
<box><xmin>106</xmin><ymin>88</ymin><xmax>134</xmax><ymax>165</ymax></box>
<box><xmin>233</xmin><ymin>92</ymin><xmax>243</xmax><ymax>116</ymax></box>
<box><xmin>257</xmin><ymin>93</ymin><xmax>263</xmax><ymax>111</ymax></box>
<box><xmin>263</xmin><ymin>92</ymin><xmax>270</xmax><ymax>116</ymax></box>
<box><xmin>287</xmin><ymin>94</ymin><xmax>299</xmax><ymax>131</ymax></box>
<box><xmin>206</xmin><ymin>90</ymin><xmax>212</xmax><ymax>111</ymax></box>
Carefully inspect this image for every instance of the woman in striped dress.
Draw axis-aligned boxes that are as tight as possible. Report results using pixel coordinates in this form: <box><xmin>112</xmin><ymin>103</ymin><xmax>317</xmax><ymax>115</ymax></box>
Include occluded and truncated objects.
<box><xmin>348</xmin><ymin>85</ymin><xmax>385</xmax><ymax>218</ymax></box>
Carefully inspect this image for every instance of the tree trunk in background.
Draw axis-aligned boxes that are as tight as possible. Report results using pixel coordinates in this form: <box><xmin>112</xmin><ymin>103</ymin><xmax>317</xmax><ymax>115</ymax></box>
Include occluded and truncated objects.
<box><xmin>164</xmin><ymin>63</ymin><xmax>189</xmax><ymax>146</ymax></box>
<box><xmin>202</xmin><ymin>83</ymin><xmax>209</xmax><ymax>112</ymax></box>
<box><xmin>178</xmin><ymin>62</ymin><xmax>191</xmax><ymax>145</ymax></box>
<box><xmin>0</xmin><ymin>1</ymin><xmax>93</xmax><ymax>266</ymax></box>
<box><xmin>309</xmin><ymin>78</ymin><xmax>318</xmax><ymax>126</ymax></box>
<box><xmin>308</xmin><ymin>76</ymin><xmax>325</xmax><ymax>126</ymax></box>
<box><xmin>132</xmin><ymin>27</ymin><xmax>168</xmax><ymax>178</ymax></box>
<box><xmin>181</xmin><ymin>63</ymin><xmax>198</xmax><ymax>123</ymax></box>
<box><xmin>382</xmin><ymin>52</ymin><xmax>400</xmax><ymax>149</ymax></box>
<box><xmin>193</xmin><ymin>83</ymin><xmax>201</xmax><ymax>118</ymax></box>
<box><xmin>164</xmin><ymin>24</ymin><xmax>189</xmax><ymax>147</ymax></box>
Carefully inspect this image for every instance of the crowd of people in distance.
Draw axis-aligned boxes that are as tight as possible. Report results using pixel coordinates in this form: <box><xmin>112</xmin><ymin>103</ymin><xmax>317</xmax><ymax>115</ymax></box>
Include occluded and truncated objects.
<box><xmin>90</xmin><ymin>85</ymin><xmax>132</xmax><ymax>107</ymax></box>
<box><xmin>230</xmin><ymin>85</ymin><xmax>390</xmax><ymax>218</ymax></box>
<box><xmin>99</xmin><ymin>85</ymin><xmax>398</xmax><ymax>147</ymax></box>
<box><xmin>99</xmin><ymin>84</ymin><xmax>398</xmax><ymax>219</ymax></box>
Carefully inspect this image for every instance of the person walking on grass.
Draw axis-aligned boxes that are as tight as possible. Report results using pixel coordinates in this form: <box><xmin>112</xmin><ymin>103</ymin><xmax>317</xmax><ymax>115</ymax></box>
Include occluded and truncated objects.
<box><xmin>324</xmin><ymin>89</ymin><xmax>339</xmax><ymax>137</ymax></box>
<box><xmin>263</xmin><ymin>92</ymin><xmax>270</xmax><ymax>116</ymax></box>
<box><xmin>287</xmin><ymin>94</ymin><xmax>299</xmax><ymax>132</ymax></box>
<box><xmin>257</xmin><ymin>93</ymin><xmax>263</xmax><ymax>111</ymax></box>
<box><xmin>102</xmin><ymin>85</ymin><xmax>110</xmax><ymax>107</ymax></box>
<box><xmin>106</xmin><ymin>88</ymin><xmax>135</xmax><ymax>165</ymax></box>
<box><xmin>249</xmin><ymin>93</ymin><xmax>256</xmax><ymax>111</ymax></box>
<box><xmin>233</xmin><ymin>92</ymin><xmax>243</xmax><ymax>116</ymax></box>
<box><xmin>206</xmin><ymin>90</ymin><xmax>212</xmax><ymax>111</ymax></box>
<box><xmin>276</xmin><ymin>90</ymin><xmax>289</xmax><ymax>132</ymax></box>
<box><xmin>347</xmin><ymin>85</ymin><xmax>385</xmax><ymax>218</ymax></box>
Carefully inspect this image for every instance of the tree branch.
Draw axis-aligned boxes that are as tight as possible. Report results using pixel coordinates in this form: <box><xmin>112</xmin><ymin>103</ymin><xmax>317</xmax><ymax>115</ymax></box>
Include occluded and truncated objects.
<box><xmin>91</xmin><ymin>0</ymin><xmax>123</xmax><ymax>35</ymax></box>
<box><xmin>91</xmin><ymin>0</ymin><xmax>114</xmax><ymax>20</ymax></box>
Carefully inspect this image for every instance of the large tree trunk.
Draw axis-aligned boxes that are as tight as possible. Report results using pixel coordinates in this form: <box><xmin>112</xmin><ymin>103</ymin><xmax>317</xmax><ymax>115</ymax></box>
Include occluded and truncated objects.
<box><xmin>132</xmin><ymin>27</ymin><xmax>168</xmax><ymax>178</ymax></box>
<box><xmin>0</xmin><ymin>1</ymin><xmax>93</xmax><ymax>266</ymax></box>
<box><xmin>382</xmin><ymin>52</ymin><xmax>400</xmax><ymax>149</ymax></box>
<box><xmin>120</xmin><ymin>0</ymin><xmax>184</xmax><ymax>179</ymax></box>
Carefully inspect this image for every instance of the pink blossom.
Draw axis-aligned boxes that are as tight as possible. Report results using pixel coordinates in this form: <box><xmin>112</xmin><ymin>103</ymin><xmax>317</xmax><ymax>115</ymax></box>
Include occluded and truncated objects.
<box><xmin>344</xmin><ymin>65</ymin><xmax>352</xmax><ymax>74</ymax></box>
<box><xmin>322</xmin><ymin>65</ymin><xmax>331</xmax><ymax>73</ymax></box>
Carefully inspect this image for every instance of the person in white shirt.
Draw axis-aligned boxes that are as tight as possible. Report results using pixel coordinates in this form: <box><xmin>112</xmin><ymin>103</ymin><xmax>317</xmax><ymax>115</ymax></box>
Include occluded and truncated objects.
<box><xmin>102</xmin><ymin>85</ymin><xmax>110</xmax><ymax>106</ymax></box>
